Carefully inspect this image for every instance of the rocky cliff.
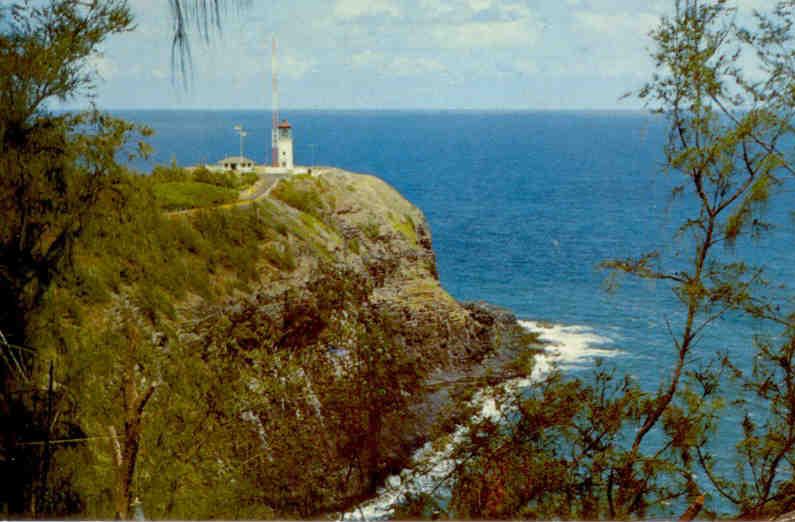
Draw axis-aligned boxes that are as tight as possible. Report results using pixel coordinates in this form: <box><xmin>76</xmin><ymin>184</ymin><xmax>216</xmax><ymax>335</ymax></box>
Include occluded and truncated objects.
<box><xmin>23</xmin><ymin>168</ymin><xmax>531</xmax><ymax>519</ymax></box>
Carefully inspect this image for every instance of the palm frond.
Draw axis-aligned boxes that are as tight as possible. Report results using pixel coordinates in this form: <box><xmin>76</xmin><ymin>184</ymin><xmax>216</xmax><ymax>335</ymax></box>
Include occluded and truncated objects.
<box><xmin>168</xmin><ymin>0</ymin><xmax>252</xmax><ymax>85</ymax></box>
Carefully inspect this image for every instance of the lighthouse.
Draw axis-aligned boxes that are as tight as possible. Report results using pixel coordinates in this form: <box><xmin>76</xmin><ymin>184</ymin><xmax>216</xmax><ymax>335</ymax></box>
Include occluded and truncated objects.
<box><xmin>275</xmin><ymin>119</ymin><xmax>294</xmax><ymax>168</ymax></box>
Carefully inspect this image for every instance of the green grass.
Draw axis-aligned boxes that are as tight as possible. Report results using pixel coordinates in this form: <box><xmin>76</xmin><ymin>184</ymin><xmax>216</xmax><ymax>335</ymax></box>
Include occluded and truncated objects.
<box><xmin>151</xmin><ymin>163</ymin><xmax>258</xmax><ymax>190</ymax></box>
<box><xmin>392</xmin><ymin>215</ymin><xmax>418</xmax><ymax>245</ymax></box>
<box><xmin>362</xmin><ymin>221</ymin><xmax>381</xmax><ymax>240</ymax></box>
<box><xmin>270</xmin><ymin>177</ymin><xmax>327</xmax><ymax>219</ymax></box>
<box><xmin>153</xmin><ymin>181</ymin><xmax>238</xmax><ymax>211</ymax></box>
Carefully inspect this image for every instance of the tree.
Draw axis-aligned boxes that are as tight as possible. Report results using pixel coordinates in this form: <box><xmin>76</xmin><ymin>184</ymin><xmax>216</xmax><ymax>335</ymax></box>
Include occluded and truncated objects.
<box><xmin>0</xmin><ymin>0</ymin><xmax>262</xmax><ymax>517</ymax></box>
<box><xmin>0</xmin><ymin>0</ymin><xmax>150</xmax><ymax>516</ymax></box>
<box><xmin>0</xmin><ymin>0</ymin><xmax>147</xmax><ymax>341</ymax></box>
<box><xmin>441</xmin><ymin>0</ymin><xmax>795</xmax><ymax>518</ymax></box>
<box><xmin>602</xmin><ymin>0</ymin><xmax>795</xmax><ymax>515</ymax></box>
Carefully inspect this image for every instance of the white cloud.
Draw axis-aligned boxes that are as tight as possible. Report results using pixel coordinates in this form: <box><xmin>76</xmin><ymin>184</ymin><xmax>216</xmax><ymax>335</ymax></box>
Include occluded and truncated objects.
<box><xmin>468</xmin><ymin>0</ymin><xmax>492</xmax><ymax>9</ymax></box>
<box><xmin>430</xmin><ymin>19</ymin><xmax>540</xmax><ymax>48</ymax></box>
<box><xmin>569</xmin><ymin>58</ymin><xmax>650</xmax><ymax>79</ymax></box>
<box><xmin>390</xmin><ymin>56</ymin><xmax>446</xmax><ymax>75</ymax></box>
<box><xmin>280</xmin><ymin>54</ymin><xmax>316</xmax><ymax>78</ymax></box>
<box><xmin>552</xmin><ymin>8</ymin><xmax>660</xmax><ymax>80</ymax></box>
<box><xmin>333</xmin><ymin>0</ymin><xmax>400</xmax><ymax>20</ymax></box>
<box><xmin>351</xmin><ymin>50</ymin><xmax>445</xmax><ymax>76</ymax></box>
<box><xmin>415</xmin><ymin>0</ymin><xmax>534</xmax><ymax>24</ymax></box>
<box><xmin>574</xmin><ymin>11</ymin><xmax>658</xmax><ymax>38</ymax></box>
<box><xmin>734</xmin><ymin>0</ymin><xmax>773</xmax><ymax>11</ymax></box>
<box><xmin>88</xmin><ymin>54</ymin><xmax>118</xmax><ymax>80</ymax></box>
<box><xmin>87</xmin><ymin>0</ymin><xmax>682</xmax><ymax>109</ymax></box>
<box><xmin>512</xmin><ymin>58</ymin><xmax>538</xmax><ymax>75</ymax></box>
<box><xmin>350</xmin><ymin>50</ymin><xmax>380</xmax><ymax>68</ymax></box>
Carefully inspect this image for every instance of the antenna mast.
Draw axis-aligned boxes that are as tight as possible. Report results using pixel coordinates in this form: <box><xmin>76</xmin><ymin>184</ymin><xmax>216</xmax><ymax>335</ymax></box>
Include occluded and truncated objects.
<box><xmin>271</xmin><ymin>36</ymin><xmax>279</xmax><ymax>167</ymax></box>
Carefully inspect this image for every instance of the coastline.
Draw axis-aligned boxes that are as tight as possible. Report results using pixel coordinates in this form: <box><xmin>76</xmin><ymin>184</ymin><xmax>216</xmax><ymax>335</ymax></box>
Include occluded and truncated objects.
<box><xmin>341</xmin><ymin>316</ymin><xmax>621</xmax><ymax>520</ymax></box>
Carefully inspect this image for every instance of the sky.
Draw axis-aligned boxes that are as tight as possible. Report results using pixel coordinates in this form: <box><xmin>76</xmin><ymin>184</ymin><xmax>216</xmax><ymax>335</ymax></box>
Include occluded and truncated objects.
<box><xmin>77</xmin><ymin>0</ymin><xmax>772</xmax><ymax>110</ymax></box>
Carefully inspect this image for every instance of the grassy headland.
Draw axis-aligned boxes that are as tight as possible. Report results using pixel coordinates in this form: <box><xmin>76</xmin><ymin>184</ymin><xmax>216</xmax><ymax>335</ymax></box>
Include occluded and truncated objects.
<box><xmin>22</xmin><ymin>165</ymin><xmax>533</xmax><ymax>519</ymax></box>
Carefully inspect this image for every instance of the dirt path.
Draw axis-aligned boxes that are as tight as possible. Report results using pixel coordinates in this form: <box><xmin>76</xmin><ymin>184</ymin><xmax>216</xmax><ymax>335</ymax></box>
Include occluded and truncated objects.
<box><xmin>238</xmin><ymin>174</ymin><xmax>284</xmax><ymax>201</ymax></box>
<box><xmin>165</xmin><ymin>167</ymin><xmax>337</xmax><ymax>217</ymax></box>
<box><xmin>166</xmin><ymin>174</ymin><xmax>286</xmax><ymax>217</ymax></box>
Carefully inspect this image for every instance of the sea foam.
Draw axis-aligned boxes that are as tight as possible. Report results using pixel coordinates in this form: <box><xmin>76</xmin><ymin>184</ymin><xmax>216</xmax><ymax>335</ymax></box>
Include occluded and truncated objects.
<box><xmin>520</xmin><ymin>320</ymin><xmax>620</xmax><ymax>377</ymax></box>
<box><xmin>342</xmin><ymin>320</ymin><xmax>619</xmax><ymax>520</ymax></box>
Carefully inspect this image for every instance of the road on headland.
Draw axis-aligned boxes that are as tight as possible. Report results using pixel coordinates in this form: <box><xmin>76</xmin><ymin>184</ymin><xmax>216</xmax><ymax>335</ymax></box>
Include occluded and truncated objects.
<box><xmin>164</xmin><ymin>167</ymin><xmax>336</xmax><ymax>217</ymax></box>
<box><xmin>165</xmin><ymin>173</ymin><xmax>286</xmax><ymax>217</ymax></box>
<box><xmin>238</xmin><ymin>173</ymin><xmax>285</xmax><ymax>201</ymax></box>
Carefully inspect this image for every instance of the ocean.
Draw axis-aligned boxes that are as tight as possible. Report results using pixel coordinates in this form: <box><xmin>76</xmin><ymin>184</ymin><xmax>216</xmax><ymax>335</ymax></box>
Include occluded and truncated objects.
<box><xmin>118</xmin><ymin>109</ymin><xmax>795</xmax><ymax>516</ymax></box>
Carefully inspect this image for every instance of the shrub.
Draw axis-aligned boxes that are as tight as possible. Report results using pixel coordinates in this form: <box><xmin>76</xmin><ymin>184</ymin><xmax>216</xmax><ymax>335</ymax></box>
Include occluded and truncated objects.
<box><xmin>270</xmin><ymin>179</ymin><xmax>326</xmax><ymax>219</ymax></box>
<box><xmin>347</xmin><ymin>237</ymin><xmax>361</xmax><ymax>255</ymax></box>
<box><xmin>362</xmin><ymin>221</ymin><xmax>381</xmax><ymax>240</ymax></box>
<box><xmin>239</xmin><ymin>172</ymin><xmax>259</xmax><ymax>188</ymax></box>
<box><xmin>263</xmin><ymin>242</ymin><xmax>297</xmax><ymax>271</ymax></box>
<box><xmin>193</xmin><ymin>166</ymin><xmax>236</xmax><ymax>188</ymax></box>
<box><xmin>152</xmin><ymin>164</ymin><xmax>259</xmax><ymax>191</ymax></box>
<box><xmin>151</xmin><ymin>161</ymin><xmax>190</xmax><ymax>183</ymax></box>
<box><xmin>152</xmin><ymin>182</ymin><xmax>238</xmax><ymax>211</ymax></box>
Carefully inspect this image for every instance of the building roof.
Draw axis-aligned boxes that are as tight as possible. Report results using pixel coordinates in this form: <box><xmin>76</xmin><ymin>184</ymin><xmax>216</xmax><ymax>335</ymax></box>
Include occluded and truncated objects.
<box><xmin>217</xmin><ymin>156</ymin><xmax>255</xmax><ymax>165</ymax></box>
<box><xmin>277</xmin><ymin>119</ymin><xmax>292</xmax><ymax>129</ymax></box>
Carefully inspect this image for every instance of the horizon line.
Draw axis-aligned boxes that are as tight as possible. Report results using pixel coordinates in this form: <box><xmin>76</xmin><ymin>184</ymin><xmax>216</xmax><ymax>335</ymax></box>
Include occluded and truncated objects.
<box><xmin>56</xmin><ymin>106</ymin><xmax>653</xmax><ymax>113</ymax></box>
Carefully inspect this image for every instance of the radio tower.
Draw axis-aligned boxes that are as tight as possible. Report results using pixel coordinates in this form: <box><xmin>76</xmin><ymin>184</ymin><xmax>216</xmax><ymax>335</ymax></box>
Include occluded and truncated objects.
<box><xmin>270</xmin><ymin>36</ymin><xmax>279</xmax><ymax>167</ymax></box>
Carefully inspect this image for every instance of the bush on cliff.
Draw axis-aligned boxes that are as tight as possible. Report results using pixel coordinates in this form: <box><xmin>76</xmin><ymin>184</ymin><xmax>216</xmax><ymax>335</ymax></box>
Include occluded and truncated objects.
<box><xmin>152</xmin><ymin>181</ymin><xmax>238</xmax><ymax>211</ymax></box>
<box><xmin>151</xmin><ymin>162</ymin><xmax>257</xmax><ymax>190</ymax></box>
<box><xmin>270</xmin><ymin>175</ymin><xmax>329</xmax><ymax>220</ymax></box>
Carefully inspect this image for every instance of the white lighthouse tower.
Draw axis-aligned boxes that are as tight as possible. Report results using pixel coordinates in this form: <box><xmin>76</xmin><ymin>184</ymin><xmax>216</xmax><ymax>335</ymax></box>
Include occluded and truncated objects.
<box><xmin>275</xmin><ymin>119</ymin><xmax>294</xmax><ymax>168</ymax></box>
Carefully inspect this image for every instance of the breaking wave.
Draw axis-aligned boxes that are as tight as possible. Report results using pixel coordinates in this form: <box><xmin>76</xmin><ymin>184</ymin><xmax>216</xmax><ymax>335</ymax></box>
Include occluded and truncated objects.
<box><xmin>342</xmin><ymin>320</ymin><xmax>620</xmax><ymax>520</ymax></box>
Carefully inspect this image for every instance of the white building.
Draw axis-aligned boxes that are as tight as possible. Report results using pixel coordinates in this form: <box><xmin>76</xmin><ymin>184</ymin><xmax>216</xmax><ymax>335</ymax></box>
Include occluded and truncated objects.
<box><xmin>273</xmin><ymin>119</ymin><xmax>294</xmax><ymax>169</ymax></box>
<box><xmin>213</xmin><ymin>156</ymin><xmax>255</xmax><ymax>173</ymax></box>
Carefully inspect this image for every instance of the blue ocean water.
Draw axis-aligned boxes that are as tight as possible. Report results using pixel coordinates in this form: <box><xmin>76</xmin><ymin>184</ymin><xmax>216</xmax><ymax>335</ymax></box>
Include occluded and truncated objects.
<box><xmin>121</xmin><ymin>109</ymin><xmax>793</xmax><ymax>351</ymax></box>
<box><xmin>120</xmin><ymin>110</ymin><xmax>794</xmax><ymax>513</ymax></box>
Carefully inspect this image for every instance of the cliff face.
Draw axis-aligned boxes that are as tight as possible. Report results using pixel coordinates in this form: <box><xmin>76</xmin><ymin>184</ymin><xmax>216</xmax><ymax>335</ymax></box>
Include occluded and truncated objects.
<box><xmin>27</xmin><ymin>168</ymin><xmax>523</xmax><ymax>519</ymax></box>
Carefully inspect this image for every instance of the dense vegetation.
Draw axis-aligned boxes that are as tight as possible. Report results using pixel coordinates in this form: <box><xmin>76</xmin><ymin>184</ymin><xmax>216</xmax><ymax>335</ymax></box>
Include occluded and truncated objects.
<box><xmin>29</xmin><ymin>190</ymin><xmax>425</xmax><ymax>517</ymax></box>
<box><xmin>0</xmin><ymin>3</ymin><xmax>505</xmax><ymax>516</ymax></box>
<box><xmin>0</xmin><ymin>2</ymin><xmax>450</xmax><ymax>517</ymax></box>
<box><xmin>404</xmin><ymin>1</ymin><xmax>795</xmax><ymax>519</ymax></box>
<box><xmin>148</xmin><ymin>163</ymin><xmax>258</xmax><ymax>210</ymax></box>
<box><xmin>5</xmin><ymin>150</ymin><xmax>465</xmax><ymax>518</ymax></box>
<box><xmin>3</xmin><ymin>0</ymin><xmax>795</xmax><ymax>520</ymax></box>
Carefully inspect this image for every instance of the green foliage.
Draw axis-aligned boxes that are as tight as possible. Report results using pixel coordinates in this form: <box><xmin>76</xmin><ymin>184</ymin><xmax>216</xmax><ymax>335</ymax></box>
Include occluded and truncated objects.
<box><xmin>391</xmin><ymin>214</ymin><xmax>418</xmax><ymax>245</ymax></box>
<box><xmin>136</xmin><ymin>265</ymin><xmax>427</xmax><ymax>518</ymax></box>
<box><xmin>263</xmin><ymin>242</ymin><xmax>297</xmax><ymax>271</ymax></box>
<box><xmin>12</xmin><ymin>0</ymin><xmax>795</xmax><ymax>519</ymax></box>
<box><xmin>26</xmin><ymin>176</ymin><xmax>322</xmax><ymax>517</ymax></box>
<box><xmin>270</xmin><ymin>175</ymin><xmax>328</xmax><ymax>220</ymax></box>
<box><xmin>152</xmin><ymin>162</ymin><xmax>258</xmax><ymax>190</ymax></box>
<box><xmin>447</xmin><ymin>367</ymin><xmax>663</xmax><ymax>520</ymax></box>
<box><xmin>362</xmin><ymin>221</ymin><xmax>381</xmax><ymax>241</ymax></box>
<box><xmin>0</xmin><ymin>0</ymin><xmax>142</xmax><ymax>515</ymax></box>
<box><xmin>1</xmin><ymin>1</ymin><xmax>441</xmax><ymax>519</ymax></box>
<box><xmin>347</xmin><ymin>237</ymin><xmax>361</xmax><ymax>255</ymax></box>
<box><xmin>152</xmin><ymin>181</ymin><xmax>238</xmax><ymax>210</ymax></box>
<box><xmin>439</xmin><ymin>1</ymin><xmax>795</xmax><ymax>519</ymax></box>
<box><xmin>149</xmin><ymin>162</ymin><xmax>260</xmax><ymax>211</ymax></box>
<box><xmin>150</xmin><ymin>161</ymin><xmax>191</xmax><ymax>183</ymax></box>
<box><xmin>595</xmin><ymin>0</ymin><xmax>795</xmax><ymax>518</ymax></box>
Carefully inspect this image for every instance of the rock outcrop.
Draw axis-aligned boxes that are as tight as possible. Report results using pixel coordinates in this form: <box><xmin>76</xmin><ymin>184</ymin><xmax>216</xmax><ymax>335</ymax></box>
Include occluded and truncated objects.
<box><xmin>33</xmin><ymin>167</ymin><xmax>533</xmax><ymax>519</ymax></box>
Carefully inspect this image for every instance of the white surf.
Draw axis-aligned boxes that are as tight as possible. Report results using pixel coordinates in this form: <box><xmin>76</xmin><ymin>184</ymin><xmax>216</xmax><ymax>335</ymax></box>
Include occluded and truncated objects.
<box><xmin>342</xmin><ymin>320</ymin><xmax>620</xmax><ymax>520</ymax></box>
